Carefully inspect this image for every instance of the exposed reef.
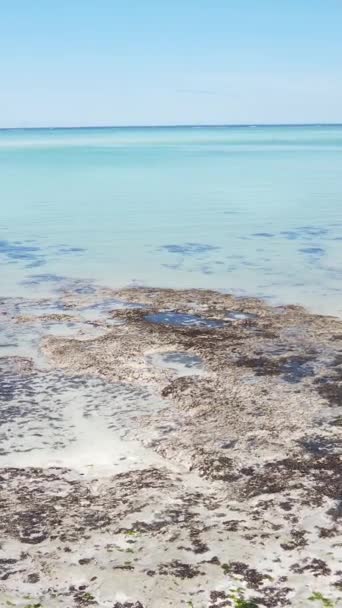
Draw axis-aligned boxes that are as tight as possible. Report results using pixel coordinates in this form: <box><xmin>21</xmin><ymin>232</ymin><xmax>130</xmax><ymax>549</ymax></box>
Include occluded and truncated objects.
<box><xmin>0</xmin><ymin>286</ymin><xmax>341</xmax><ymax>607</ymax></box>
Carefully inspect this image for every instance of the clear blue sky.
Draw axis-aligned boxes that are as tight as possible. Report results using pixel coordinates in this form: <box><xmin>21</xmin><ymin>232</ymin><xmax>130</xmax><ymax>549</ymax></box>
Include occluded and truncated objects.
<box><xmin>1</xmin><ymin>0</ymin><xmax>342</xmax><ymax>127</ymax></box>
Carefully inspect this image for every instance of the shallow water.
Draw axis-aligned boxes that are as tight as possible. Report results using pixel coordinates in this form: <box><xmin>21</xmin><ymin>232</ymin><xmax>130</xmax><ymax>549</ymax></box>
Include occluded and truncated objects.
<box><xmin>1</xmin><ymin>125</ymin><xmax>342</xmax><ymax>315</ymax></box>
<box><xmin>0</xmin><ymin>363</ymin><xmax>168</xmax><ymax>475</ymax></box>
<box><xmin>146</xmin><ymin>351</ymin><xmax>204</xmax><ymax>376</ymax></box>
<box><xmin>145</xmin><ymin>311</ymin><xmax>224</xmax><ymax>328</ymax></box>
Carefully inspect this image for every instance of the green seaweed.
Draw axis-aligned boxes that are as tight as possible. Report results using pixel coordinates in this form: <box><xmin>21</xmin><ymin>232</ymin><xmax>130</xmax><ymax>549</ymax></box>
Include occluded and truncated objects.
<box><xmin>78</xmin><ymin>592</ymin><xmax>96</xmax><ymax>604</ymax></box>
<box><xmin>233</xmin><ymin>599</ymin><xmax>258</xmax><ymax>608</ymax></box>
<box><xmin>124</xmin><ymin>529</ymin><xmax>139</xmax><ymax>537</ymax></box>
<box><xmin>309</xmin><ymin>592</ymin><xmax>335</xmax><ymax>608</ymax></box>
<box><xmin>229</xmin><ymin>589</ymin><xmax>258</xmax><ymax>608</ymax></box>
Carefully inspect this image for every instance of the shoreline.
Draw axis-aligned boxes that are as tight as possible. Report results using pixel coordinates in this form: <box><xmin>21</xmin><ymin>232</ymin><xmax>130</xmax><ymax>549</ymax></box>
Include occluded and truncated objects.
<box><xmin>0</xmin><ymin>284</ymin><xmax>341</xmax><ymax>607</ymax></box>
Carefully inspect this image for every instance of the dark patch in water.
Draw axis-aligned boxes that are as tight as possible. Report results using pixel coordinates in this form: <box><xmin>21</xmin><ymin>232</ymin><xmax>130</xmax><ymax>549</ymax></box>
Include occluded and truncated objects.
<box><xmin>74</xmin><ymin>285</ymin><xmax>97</xmax><ymax>295</ymax></box>
<box><xmin>20</xmin><ymin>273</ymin><xmax>69</xmax><ymax>285</ymax></box>
<box><xmin>280</xmin><ymin>226</ymin><xmax>329</xmax><ymax>241</ymax></box>
<box><xmin>161</xmin><ymin>263</ymin><xmax>182</xmax><ymax>270</ymax></box>
<box><xmin>297</xmin><ymin>226</ymin><xmax>329</xmax><ymax>237</ymax></box>
<box><xmin>321</xmin><ymin>266</ymin><xmax>342</xmax><ymax>280</ymax></box>
<box><xmin>280</xmin><ymin>230</ymin><xmax>300</xmax><ymax>240</ymax></box>
<box><xmin>162</xmin><ymin>352</ymin><xmax>202</xmax><ymax>368</ymax></box>
<box><xmin>251</xmin><ymin>226</ymin><xmax>330</xmax><ymax>245</ymax></box>
<box><xmin>241</xmin><ymin>260</ymin><xmax>257</xmax><ymax>268</ymax></box>
<box><xmin>0</xmin><ymin>240</ymin><xmax>45</xmax><ymax>268</ymax></box>
<box><xmin>199</xmin><ymin>265</ymin><xmax>214</xmax><ymax>275</ymax></box>
<box><xmin>25</xmin><ymin>259</ymin><xmax>46</xmax><ymax>269</ymax></box>
<box><xmin>252</xmin><ymin>232</ymin><xmax>274</xmax><ymax>238</ymax></box>
<box><xmin>160</xmin><ymin>243</ymin><xmax>221</xmax><ymax>256</ymax></box>
<box><xmin>299</xmin><ymin>247</ymin><xmax>325</xmax><ymax>256</ymax></box>
<box><xmin>145</xmin><ymin>312</ymin><xmax>224</xmax><ymax>329</ymax></box>
<box><xmin>0</xmin><ymin>239</ymin><xmax>86</xmax><ymax>270</ymax></box>
<box><xmin>55</xmin><ymin>246</ymin><xmax>85</xmax><ymax>255</ymax></box>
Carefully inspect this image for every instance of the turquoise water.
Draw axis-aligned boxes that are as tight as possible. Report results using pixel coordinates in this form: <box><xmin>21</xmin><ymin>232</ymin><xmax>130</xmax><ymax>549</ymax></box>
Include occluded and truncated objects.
<box><xmin>0</xmin><ymin>125</ymin><xmax>341</xmax><ymax>315</ymax></box>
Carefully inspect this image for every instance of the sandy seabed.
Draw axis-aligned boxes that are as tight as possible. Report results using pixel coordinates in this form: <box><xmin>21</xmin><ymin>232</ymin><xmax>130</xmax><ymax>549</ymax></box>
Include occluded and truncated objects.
<box><xmin>0</xmin><ymin>284</ymin><xmax>341</xmax><ymax>607</ymax></box>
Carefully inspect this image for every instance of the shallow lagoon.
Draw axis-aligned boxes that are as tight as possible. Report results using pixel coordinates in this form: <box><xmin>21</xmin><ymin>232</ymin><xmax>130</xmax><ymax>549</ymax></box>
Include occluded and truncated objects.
<box><xmin>1</xmin><ymin>125</ymin><xmax>342</xmax><ymax>315</ymax></box>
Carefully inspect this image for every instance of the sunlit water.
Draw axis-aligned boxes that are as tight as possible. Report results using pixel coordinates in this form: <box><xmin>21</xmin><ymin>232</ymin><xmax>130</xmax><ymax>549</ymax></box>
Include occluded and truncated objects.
<box><xmin>1</xmin><ymin>125</ymin><xmax>342</xmax><ymax>315</ymax></box>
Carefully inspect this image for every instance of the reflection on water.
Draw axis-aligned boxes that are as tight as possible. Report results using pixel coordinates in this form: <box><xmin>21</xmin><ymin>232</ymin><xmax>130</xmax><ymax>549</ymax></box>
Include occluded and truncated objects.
<box><xmin>145</xmin><ymin>311</ymin><xmax>224</xmax><ymax>328</ymax></box>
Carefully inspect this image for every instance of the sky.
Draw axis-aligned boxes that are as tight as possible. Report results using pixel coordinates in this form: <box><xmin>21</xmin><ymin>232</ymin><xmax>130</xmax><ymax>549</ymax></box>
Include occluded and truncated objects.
<box><xmin>1</xmin><ymin>0</ymin><xmax>342</xmax><ymax>127</ymax></box>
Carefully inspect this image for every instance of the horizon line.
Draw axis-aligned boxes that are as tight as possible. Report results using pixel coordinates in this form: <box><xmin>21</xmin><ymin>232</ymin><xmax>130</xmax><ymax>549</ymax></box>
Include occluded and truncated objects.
<box><xmin>1</xmin><ymin>122</ymin><xmax>342</xmax><ymax>132</ymax></box>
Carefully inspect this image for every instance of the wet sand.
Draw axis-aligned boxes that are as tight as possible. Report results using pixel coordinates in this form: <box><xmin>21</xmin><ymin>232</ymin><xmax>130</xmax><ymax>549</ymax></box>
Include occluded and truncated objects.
<box><xmin>0</xmin><ymin>285</ymin><xmax>341</xmax><ymax>607</ymax></box>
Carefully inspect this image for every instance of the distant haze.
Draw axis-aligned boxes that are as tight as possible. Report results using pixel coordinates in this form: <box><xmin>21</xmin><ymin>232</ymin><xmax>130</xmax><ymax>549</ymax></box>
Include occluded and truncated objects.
<box><xmin>1</xmin><ymin>0</ymin><xmax>342</xmax><ymax>128</ymax></box>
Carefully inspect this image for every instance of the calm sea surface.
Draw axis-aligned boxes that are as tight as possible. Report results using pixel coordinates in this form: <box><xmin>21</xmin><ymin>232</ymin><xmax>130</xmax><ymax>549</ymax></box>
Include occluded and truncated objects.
<box><xmin>0</xmin><ymin>125</ymin><xmax>341</xmax><ymax>315</ymax></box>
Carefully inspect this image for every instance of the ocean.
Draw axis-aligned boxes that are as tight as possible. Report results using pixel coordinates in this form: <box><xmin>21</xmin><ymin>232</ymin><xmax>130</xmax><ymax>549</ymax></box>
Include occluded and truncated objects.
<box><xmin>1</xmin><ymin>124</ymin><xmax>341</xmax><ymax>315</ymax></box>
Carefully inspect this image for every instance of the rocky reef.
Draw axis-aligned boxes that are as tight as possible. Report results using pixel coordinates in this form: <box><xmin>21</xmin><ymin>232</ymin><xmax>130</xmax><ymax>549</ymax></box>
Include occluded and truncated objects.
<box><xmin>0</xmin><ymin>286</ymin><xmax>341</xmax><ymax>607</ymax></box>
